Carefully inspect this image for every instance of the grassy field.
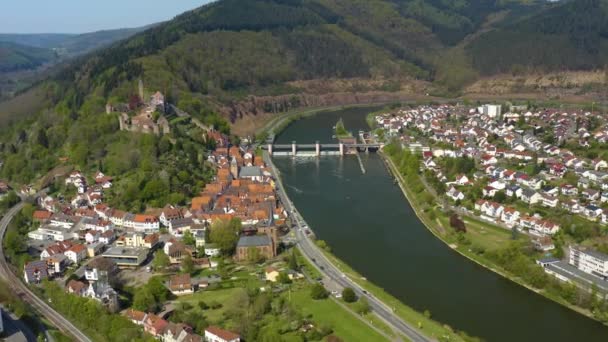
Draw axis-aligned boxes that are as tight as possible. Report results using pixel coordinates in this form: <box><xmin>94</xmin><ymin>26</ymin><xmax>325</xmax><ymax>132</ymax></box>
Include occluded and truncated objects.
<box><xmin>457</xmin><ymin>215</ymin><xmax>518</xmax><ymax>250</ymax></box>
<box><xmin>176</xmin><ymin>283</ymin><xmax>391</xmax><ymax>341</ymax></box>
<box><xmin>177</xmin><ymin>287</ymin><xmax>247</xmax><ymax>324</ymax></box>
<box><xmin>289</xmin><ymin>285</ymin><xmax>389</xmax><ymax>342</ymax></box>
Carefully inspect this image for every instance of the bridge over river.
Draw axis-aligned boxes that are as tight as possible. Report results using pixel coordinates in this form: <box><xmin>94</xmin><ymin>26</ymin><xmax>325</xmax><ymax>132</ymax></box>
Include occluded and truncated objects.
<box><xmin>263</xmin><ymin>141</ymin><xmax>383</xmax><ymax>156</ymax></box>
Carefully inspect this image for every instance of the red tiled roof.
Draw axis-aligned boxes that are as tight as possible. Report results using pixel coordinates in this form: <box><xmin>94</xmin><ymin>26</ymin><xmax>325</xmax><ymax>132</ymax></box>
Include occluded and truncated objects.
<box><xmin>205</xmin><ymin>326</ymin><xmax>240</xmax><ymax>341</ymax></box>
<box><xmin>33</xmin><ymin>210</ymin><xmax>53</xmax><ymax>220</ymax></box>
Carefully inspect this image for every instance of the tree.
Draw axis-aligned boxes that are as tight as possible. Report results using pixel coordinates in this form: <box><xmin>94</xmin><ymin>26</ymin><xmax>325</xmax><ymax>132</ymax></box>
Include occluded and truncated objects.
<box><xmin>209</xmin><ymin>218</ymin><xmax>242</xmax><ymax>255</ymax></box>
<box><xmin>181</xmin><ymin>254</ymin><xmax>194</xmax><ymax>274</ymax></box>
<box><xmin>277</xmin><ymin>272</ymin><xmax>292</xmax><ymax>284</ymax></box>
<box><xmin>147</xmin><ymin>276</ymin><xmax>170</xmax><ymax>303</ymax></box>
<box><xmin>342</xmin><ymin>287</ymin><xmax>357</xmax><ymax>303</ymax></box>
<box><xmin>132</xmin><ymin>287</ymin><xmax>156</xmax><ymax>312</ymax></box>
<box><xmin>196</xmin><ymin>245</ymin><xmax>206</xmax><ymax>258</ymax></box>
<box><xmin>354</xmin><ymin>297</ymin><xmax>370</xmax><ymax>315</ymax></box>
<box><xmin>316</xmin><ymin>240</ymin><xmax>331</xmax><ymax>252</ymax></box>
<box><xmin>449</xmin><ymin>214</ymin><xmax>466</xmax><ymax>233</ymax></box>
<box><xmin>288</xmin><ymin>249</ymin><xmax>298</xmax><ymax>270</ymax></box>
<box><xmin>35</xmin><ymin>128</ymin><xmax>49</xmax><ymax>148</ymax></box>
<box><xmin>310</xmin><ymin>283</ymin><xmax>328</xmax><ymax>300</ymax></box>
<box><xmin>152</xmin><ymin>250</ymin><xmax>170</xmax><ymax>271</ymax></box>
<box><xmin>183</xmin><ymin>230</ymin><xmax>195</xmax><ymax>246</ymax></box>
<box><xmin>494</xmin><ymin>191</ymin><xmax>506</xmax><ymax>203</ymax></box>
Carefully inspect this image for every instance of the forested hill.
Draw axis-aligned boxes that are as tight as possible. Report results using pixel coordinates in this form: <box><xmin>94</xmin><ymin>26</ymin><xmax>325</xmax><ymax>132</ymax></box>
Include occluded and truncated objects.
<box><xmin>2</xmin><ymin>0</ymin><xmax>608</xmax><ymax>193</ymax></box>
<box><xmin>8</xmin><ymin>0</ymin><xmax>608</xmax><ymax>127</ymax></box>
<box><xmin>467</xmin><ymin>0</ymin><xmax>608</xmax><ymax>75</ymax></box>
<box><xmin>0</xmin><ymin>41</ymin><xmax>57</xmax><ymax>72</ymax></box>
<box><xmin>0</xmin><ymin>26</ymin><xmax>150</xmax><ymax>59</ymax></box>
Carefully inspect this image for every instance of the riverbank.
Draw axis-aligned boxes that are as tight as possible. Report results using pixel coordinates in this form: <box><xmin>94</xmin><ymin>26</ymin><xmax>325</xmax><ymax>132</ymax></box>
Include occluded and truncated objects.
<box><xmin>380</xmin><ymin>148</ymin><xmax>603</xmax><ymax>324</ymax></box>
<box><xmin>263</xmin><ymin>115</ymin><xmax>477</xmax><ymax>341</ymax></box>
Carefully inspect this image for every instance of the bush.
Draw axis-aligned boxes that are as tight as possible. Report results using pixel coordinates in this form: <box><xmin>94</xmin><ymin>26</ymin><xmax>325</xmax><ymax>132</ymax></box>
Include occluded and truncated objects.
<box><xmin>209</xmin><ymin>300</ymin><xmax>223</xmax><ymax>309</ymax></box>
<box><xmin>342</xmin><ymin>287</ymin><xmax>357</xmax><ymax>303</ymax></box>
<box><xmin>310</xmin><ymin>283</ymin><xmax>329</xmax><ymax>300</ymax></box>
<box><xmin>354</xmin><ymin>297</ymin><xmax>370</xmax><ymax>315</ymax></box>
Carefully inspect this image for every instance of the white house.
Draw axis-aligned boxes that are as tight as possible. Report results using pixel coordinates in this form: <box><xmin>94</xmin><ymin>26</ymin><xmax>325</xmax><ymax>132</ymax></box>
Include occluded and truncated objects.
<box><xmin>85</xmin><ymin>230</ymin><xmax>100</xmax><ymax>244</ymax></box>
<box><xmin>446</xmin><ymin>187</ymin><xmax>465</xmax><ymax>201</ymax></box>
<box><xmin>534</xmin><ymin>221</ymin><xmax>560</xmax><ymax>235</ymax></box>
<box><xmin>159</xmin><ymin>207</ymin><xmax>183</xmax><ymax>227</ymax></box>
<box><xmin>500</xmin><ymin>208</ymin><xmax>520</xmax><ymax>227</ymax></box>
<box><xmin>540</xmin><ymin>194</ymin><xmax>559</xmax><ymax>208</ymax></box>
<box><xmin>64</xmin><ymin>244</ymin><xmax>87</xmax><ymax>264</ymax></box>
<box><xmin>521</xmin><ymin>189</ymin><xmax>542</xmax><ymax>204</ymax></box>
<box><xmin>505</xmin><ymin>185</ymin><xmax>522</xmax><ymax>198</ymax></box>
<box><xmin>560</xmin><ymin>184</ymin><xmax>578</xmax><ymax>196</ymax></box>
<box><xmin>455</xmin><ymin>174</ymin><xmax>470</xmax><ymax>186</ymax></box>
<box><xmin>584</xmin><ymin>205</ymin><xmax>603</xmax><ymax>220</ymax></box>
<box><xmin>582</xmin><ymin>189</ymin><xmax>600</xmax><ymax>201</ymax></box>
<box><xmin>204</xmin><ymin>326</ymin><xmax>240</xmax><ymax>342</ymax></box>
<box><xmin>483</xmin><ymin>186</ymin><xmax>498</xmax><ymax>198</ymax></box>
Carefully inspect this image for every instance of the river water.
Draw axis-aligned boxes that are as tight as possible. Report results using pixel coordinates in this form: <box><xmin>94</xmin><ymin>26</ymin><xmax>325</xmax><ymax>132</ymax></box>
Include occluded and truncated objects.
<box><xmin>273</xmin><ymin>106</ymin><xmax>608</xmax><ymax>342</ymax></box>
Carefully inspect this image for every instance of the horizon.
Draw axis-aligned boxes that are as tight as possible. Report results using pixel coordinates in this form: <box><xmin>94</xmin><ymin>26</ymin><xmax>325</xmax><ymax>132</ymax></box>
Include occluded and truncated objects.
<box><xmin>0</xmin><ymin>0</ymin><xmax>213</xmax><ymax>34</ymax></box>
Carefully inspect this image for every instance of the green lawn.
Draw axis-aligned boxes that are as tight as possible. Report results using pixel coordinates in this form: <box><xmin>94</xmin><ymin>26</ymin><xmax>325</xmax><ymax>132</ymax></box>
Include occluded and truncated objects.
<box><xmin>289</xmin><ymin>286</ymin><xmax>389</xmax><ymax>342</ymax></box>
<box><xmin>460</xmin><ymin>216</ymin><xmax>519</xmax><ymax>251</ymax></box>
<box><xmin>177</xmin><ymin>287</ymin><xmax>247</xmax><ymax>323</ymax></box>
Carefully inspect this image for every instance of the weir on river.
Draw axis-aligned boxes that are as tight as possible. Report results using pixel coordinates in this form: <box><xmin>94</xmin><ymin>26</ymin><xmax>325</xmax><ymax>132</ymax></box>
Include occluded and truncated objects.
<box><xmin>272</xmin><ymin>106</ymin><xmax>608</xmax><ymax>342</ymax></box>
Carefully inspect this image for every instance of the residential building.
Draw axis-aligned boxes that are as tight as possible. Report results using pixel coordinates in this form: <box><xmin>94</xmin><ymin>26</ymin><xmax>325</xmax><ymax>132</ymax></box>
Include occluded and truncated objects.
<box><xmin>204</xmin><ymin>326</ymin><xmax>240</xmax><ymax>342</ymax></box>
<box><xmin>64</xmin><ymin>244</ymin><xmax>87</xmax><ymax>264</ymax></box>
<box><xmin>24</xmin><ymin>260</ymin><xmax>49</xmax><ymax>284</ymax></box>
<box><xmin>168</xmin><ymin>274</ymin><xmax>195</xmax><ymax>296</ymax></box>
<box><xmin>569</xmin><ymin>246</ymin><xmax>608</xmax><ymax>279</ymax></box>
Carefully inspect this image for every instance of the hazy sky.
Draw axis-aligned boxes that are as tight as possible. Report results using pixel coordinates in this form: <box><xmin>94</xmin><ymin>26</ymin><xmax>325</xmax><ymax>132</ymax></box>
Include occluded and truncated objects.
<box><xmin>0</xmin><ymin>0</ymin><xmax>213</xmax><ymax>34</ymax></box>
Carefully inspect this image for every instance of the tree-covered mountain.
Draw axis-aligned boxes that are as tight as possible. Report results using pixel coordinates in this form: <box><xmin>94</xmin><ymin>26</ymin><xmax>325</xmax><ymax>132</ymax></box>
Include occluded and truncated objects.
<box><xmin>467</xmin><ymin>0</ymin><xmax>608</xmax><ymax>75</ymax></box>
<box><xmin>6</xmin><ymin>0</ymin><xmax>608</xmax><ymax>126</ymax></box>
<box><xmin>0</xmin><ymin>26</ymin><xmax>150</xmax><ymax>58</ymax></box>
<box><xmin>2</xmin><ymin>0</ymin><xmax>608</xmax><ymax>192</ymax></box>
<box><xmin>0</xmin><ymin>41</ymin><xmax>57</xmax><ymax>72</ymax></box>
<box><xmin>47</xmin><ymin>0</ymin><xmax>547</xmax><ymax>109</ymax></box>
<box><xmin>0</xmin><ymin>26</ymin><xmax>150</xmax><ymax>101</ymax></box>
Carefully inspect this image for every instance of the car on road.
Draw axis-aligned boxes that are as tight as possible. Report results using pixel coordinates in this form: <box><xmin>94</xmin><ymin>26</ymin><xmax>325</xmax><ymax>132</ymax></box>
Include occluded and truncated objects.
<box><xmin>362</xmin><ymin>290</ymin><xmax>369</xmax><ymax>295</ymax></box>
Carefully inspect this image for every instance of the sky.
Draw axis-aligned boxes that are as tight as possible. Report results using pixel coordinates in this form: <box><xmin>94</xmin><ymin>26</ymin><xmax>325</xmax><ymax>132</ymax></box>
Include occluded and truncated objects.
<box><xmin>0</xmin><ymin>0</ymin><xmax>213</xmax><ymax>34</ymax></box>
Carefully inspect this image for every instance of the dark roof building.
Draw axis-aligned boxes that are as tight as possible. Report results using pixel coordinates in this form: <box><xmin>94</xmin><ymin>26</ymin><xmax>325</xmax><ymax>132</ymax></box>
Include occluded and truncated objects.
<box><xmin>24</xmin><ymin>260</ymin><xmax>49</xmax><ymax>284</ymax></box>
<box><xmin>235</xmin><ymin>235</ymin><xmax>275</xmax><ymax>262</ymax></box>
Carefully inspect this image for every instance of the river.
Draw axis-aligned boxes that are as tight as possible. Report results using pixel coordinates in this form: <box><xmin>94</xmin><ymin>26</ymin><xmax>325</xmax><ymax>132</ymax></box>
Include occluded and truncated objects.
<box><xmin>272</xmin><ymin>106</ymin><xmax>608</xmax><ymax>342</ymax></box>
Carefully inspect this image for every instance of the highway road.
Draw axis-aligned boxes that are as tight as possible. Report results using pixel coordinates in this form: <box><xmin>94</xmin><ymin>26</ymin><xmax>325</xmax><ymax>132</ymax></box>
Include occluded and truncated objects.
<box><xmin>265</xmin><ymin>152</ymin><xmax>432</xmax><ymax>342</ymax></box>
<box><xmin>0</xmin><ymin>199</ymin><xmax>92</xmax><ymax>342</ymax></box>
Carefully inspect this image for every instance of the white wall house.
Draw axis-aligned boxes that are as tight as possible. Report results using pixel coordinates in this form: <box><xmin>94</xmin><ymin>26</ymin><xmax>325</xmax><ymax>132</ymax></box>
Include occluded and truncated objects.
<box><xmin>569</xmin><ymin>246</ymin><xmax>608</xmax><ymax>279</ymax></box>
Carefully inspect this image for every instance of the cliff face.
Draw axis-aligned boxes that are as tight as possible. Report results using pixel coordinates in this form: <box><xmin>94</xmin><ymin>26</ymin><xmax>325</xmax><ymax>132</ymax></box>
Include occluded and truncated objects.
<box><xmin>222</xmin><ymin>91</ymin><xmax>426</xmax><ymax>123</ymax></box>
